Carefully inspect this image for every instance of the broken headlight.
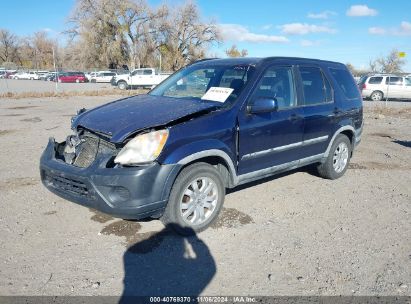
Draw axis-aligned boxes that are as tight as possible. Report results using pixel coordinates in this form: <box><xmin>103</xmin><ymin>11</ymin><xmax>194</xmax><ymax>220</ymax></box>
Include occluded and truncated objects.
<box><xmin>114</xmin><ymin>129</ymin><xmax>169</xmax><ymax>165</ymax></box>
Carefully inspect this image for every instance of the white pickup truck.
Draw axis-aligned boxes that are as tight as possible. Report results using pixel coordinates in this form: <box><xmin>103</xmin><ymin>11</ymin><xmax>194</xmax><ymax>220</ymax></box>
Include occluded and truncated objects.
<box><xmin>112</xmin><ymin>68</ymin><xmax>171</xmax><ymax>90</ymax></box>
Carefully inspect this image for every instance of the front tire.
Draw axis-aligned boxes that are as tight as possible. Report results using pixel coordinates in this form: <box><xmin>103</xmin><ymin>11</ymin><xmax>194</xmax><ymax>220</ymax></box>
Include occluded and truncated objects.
<box><xmin>317</xmin><ymin>134</ymin><xmax>351</xmax><ymax>180</ymax></box>
<box><xmin>118</xmin><ymin>81</ymin><xmax>128</xmax><ymax>90</ymax></box>
<box><xmin>161</xmin><ymin>163</ymin><xmax>225</xmax><ymax>235</ymax></box>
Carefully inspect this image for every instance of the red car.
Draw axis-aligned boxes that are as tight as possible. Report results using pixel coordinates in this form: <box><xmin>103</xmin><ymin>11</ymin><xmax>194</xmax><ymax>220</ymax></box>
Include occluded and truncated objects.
<box><xmin>5</xmin><ymin>71</ymin><xmax>17</xmax><ymax>79</ymax></box>
<box><xmin>58</xmin><ymin>72</ymin><xmax>87</xmax><ymax>83</ymax></box>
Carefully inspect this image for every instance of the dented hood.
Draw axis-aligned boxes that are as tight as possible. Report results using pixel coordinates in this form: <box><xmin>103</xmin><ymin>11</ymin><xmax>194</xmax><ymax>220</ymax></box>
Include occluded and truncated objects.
<box><xmin>72</xmin><ymin>94</ymin><xmax>221</xmax><ymax>143</ymax></box>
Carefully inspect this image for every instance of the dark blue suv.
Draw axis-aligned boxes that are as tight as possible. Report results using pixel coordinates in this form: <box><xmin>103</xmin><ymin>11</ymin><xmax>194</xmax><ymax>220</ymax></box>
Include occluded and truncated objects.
<box><xmin>40</xmin><ymin>57</ymin><xmax>363</xmax><ymax>234</ymax></box>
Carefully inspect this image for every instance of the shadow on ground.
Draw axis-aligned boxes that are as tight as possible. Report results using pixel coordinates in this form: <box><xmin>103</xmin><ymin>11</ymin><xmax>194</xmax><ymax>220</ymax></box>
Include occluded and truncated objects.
<box><xmin>120</xmin><ymin>224</ymin><xmax>215</xmax><ymax>302</ymax></box>
<box><xmin>393</xmin><ymin>140</ymin><xmax>411</xmax><ymax>148</ymax></box>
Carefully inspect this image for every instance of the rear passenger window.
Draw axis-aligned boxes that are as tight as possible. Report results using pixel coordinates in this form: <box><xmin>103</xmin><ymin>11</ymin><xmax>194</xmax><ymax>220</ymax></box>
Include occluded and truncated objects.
<box><xmin>251</xmin><ymin>66</ymin><xmax>296</xmax><ymax>109</ymax></box>
<box><xmin>299</xmin><ymin>67</ymin><xmax>332</xmax><ymax>105</ymax></box>
<box><xmin>386</xmin><ymin>77</ymin><xmax>403</xmax><ymax>85</ymax></box>
<box><xmin>368</xmin><ymin>77</ymin><xmax>383</xmax><ymax>84</ymax></box>
<box><xmin>329</xmin><ymin>68</ymin><xmax>360</xmax><ymax>99</ymax></box>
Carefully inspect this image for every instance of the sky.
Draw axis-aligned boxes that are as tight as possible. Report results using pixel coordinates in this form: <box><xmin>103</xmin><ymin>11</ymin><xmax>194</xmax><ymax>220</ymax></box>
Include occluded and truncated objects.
<box><xmin>1</xmin><ymin>0</ymin><xmax>410</xmax><ymax>71</ymax></box>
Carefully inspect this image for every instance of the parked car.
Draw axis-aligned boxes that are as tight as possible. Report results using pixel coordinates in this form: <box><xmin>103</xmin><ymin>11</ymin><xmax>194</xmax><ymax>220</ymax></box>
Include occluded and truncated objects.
<box><xmin>39</xmin><ymin>72</ymin><xmax>53</xmax><ymax>81</ymax></box>
<box><xmin>44</xmin><ymin>72</ymin><xmax>59</xmax><ymax>82</ymax></box>
<box><xmin>359</xmin><ymin>74</ymin><xmax>411</xmax><ymax>101</ymax></box>
<box><xmin>40</xmin><ymin>57</ymin><xmax>363</xmax><ymax>235</ymax></box>
<box><xmin>12</xmin><ymin>71</ymin><xmax>40</xmax><ymax>80</ymax></box>
<box><xmin>90</xmin><ymin>71</ymin><xmax>117</xmax><ymax>83</ymax></box>
<box><xmin>58</xmin><ymin>72</ymin><xmax>87</xmax><ymax>83</ymax></box>
<box><xmin>5</xmin><ymin>71</ymin><xmax>17</xmax><ymax>79</ymax></box>
<box><xmin>35</xmin><ymin>71</ymin><xmax>49</xmax><ymax>79</ymax></box>
<box><xmin>0</xmin><ymin>71</ymin><xmax>6</xmax><ymax>78</ymax></box>
<box><xmin>85</xmin><ymin>72</ymin><xmax>98</xmax><ymax>81</ymax></box>
<box><xmin>112</xmin><ymin>68</ymin><xmax>171</xmax><ymax>90</ymax></box>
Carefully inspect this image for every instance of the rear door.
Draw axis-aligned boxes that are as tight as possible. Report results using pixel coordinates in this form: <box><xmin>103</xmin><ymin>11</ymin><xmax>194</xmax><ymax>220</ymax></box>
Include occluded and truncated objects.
<box><xmin>238</xmin><ymin>65</ymin><xmax>305</xmax><ymax>175</ymax></box>
<box><xmin>404</xmin><ymin>78</ymin><xmax>411</xmax><ymax>99</ymax></box>
<box><xmin>298</xmin><ymin>66</ymin><xmax>335</xmax><ymax>159</ymax></box>
<box><xmin>385</xmin><ymin>76</ymin><xmax>403</xmax><ymax>98</ymax></box>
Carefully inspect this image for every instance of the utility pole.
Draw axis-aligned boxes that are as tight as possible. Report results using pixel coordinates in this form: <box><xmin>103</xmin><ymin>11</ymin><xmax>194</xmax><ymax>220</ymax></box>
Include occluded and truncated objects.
<box><xmin>52</xmin><ymin>47</ymin><xmax>58</xmax><ymax>92</ymax></box>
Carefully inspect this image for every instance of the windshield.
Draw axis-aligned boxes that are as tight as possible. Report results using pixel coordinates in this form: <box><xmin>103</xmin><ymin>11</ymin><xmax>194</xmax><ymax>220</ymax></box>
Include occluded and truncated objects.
<box><xmin>150</xmin><ymin>63</ymin><xmax>255</xmax><ymax>105</ymax></box>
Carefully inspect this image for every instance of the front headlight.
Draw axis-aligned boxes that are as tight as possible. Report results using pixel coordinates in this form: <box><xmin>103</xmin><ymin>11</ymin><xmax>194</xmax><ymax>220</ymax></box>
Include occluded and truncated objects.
<box><xmin>114</xmin><ymin>129</ymin><xmax>169</xmax><ymax>165</ymax></box>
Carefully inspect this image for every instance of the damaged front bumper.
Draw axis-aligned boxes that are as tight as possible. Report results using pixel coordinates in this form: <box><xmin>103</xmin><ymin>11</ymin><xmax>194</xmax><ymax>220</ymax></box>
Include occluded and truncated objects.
<box><xmin>39</xmin><ymin>138</ymin><xmax>180</xmax><ymax>219</ymax></box>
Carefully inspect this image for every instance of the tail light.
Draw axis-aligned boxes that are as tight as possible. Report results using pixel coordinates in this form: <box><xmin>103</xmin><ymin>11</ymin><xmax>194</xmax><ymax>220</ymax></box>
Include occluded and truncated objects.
<box><xmin>361</xmin><ymin>83</ymin><xmax>366</xmax><ymax>90</ymax></box>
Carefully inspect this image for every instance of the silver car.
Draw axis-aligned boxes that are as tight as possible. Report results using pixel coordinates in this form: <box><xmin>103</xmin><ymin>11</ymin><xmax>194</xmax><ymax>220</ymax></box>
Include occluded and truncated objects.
<box><xmin>359</xmin><ymin>74</ymin><xmax>411</xmax><ymax>101</ymax></box>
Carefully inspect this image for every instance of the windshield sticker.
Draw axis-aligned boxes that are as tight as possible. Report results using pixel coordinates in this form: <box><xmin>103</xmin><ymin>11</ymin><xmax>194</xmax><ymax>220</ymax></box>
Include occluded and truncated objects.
<box><xmin>201</xmin><ymin>87</ymin><xmax>234</xmax><ymax>103</ymax></box>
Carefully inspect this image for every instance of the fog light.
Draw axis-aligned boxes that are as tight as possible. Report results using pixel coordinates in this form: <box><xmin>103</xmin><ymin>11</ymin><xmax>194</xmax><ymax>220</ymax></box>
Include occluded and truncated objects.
<box><xmin>108</xmin><ymin>186</ymin><xmax>130</xmax><ymax>203</ymax></box>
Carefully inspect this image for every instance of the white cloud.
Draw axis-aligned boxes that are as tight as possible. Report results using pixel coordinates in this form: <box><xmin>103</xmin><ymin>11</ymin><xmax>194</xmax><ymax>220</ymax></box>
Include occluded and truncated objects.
<box><xmin>346</xmin><ymin>5</ymin><xmax>378</xmax><ymax>17</ymax></box>
<box><xmin>368</xmin><ymin>27</ymin><xmax>386</xmax><ymax>35</ymax></box>
<box><xmin>307</xmin><ymin>11</ymin><xmax>337</xmax><ymax>19</ymax></box>
<box><xmin>398</xmin><ymin>21</ymin><xmax>411</xmax><ymax>35</ymax></box>
<box><xmin>219</xmin><ymin>24</ymin><xmax>289</xmax><ymax>43</ymax></box>
<box><xmin>279</xmin><ymin>23</ymin><xmax>336</xmax><ymax>35</ymax></box>
<box><xmin>261</xmin><ymin>24</ymin><xmax>273</xmax><ymax>30</ymax></box>
<box><xmin>368</xmin><ymin>21</ymin><xmax>411</xmax><ymax>36</ymax></box>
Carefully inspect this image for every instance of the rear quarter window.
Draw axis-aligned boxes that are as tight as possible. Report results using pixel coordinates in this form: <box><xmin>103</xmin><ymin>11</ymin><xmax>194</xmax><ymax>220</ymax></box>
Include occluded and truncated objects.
<box><xmin>386</xmin><ymin>77</ymin><xmax>403</xmax><ymax>85</ymax></box>
<box><xmin>329</xmin><ymin>68</ymin><xmax>360</xmax><ymax>99</ymax></box>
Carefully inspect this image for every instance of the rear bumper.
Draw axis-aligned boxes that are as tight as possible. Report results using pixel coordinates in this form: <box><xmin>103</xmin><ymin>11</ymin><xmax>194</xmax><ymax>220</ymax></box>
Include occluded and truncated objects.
<box><xmin>40</xmin><ymin>138</ymin><xmax>181</xmax><ymax>219</ymax></box>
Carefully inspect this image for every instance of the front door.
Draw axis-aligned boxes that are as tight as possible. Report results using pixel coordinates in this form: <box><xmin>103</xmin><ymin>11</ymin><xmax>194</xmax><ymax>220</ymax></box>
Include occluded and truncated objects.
<box><xmin>238</xmin><ymin>65</ymin><xmax>304</xmax><ymax>175</ymax></box>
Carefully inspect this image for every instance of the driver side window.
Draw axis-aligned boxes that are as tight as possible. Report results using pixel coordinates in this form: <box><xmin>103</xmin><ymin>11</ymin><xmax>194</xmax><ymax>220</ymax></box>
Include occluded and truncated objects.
<box><xmin>251</xmin><ymin>66</ymin><xmax>296</xmax><ymax>109</ymax></box>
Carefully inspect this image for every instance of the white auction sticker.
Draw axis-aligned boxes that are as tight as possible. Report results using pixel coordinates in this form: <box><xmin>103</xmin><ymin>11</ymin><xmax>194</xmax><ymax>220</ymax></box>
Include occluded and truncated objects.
<box><xmin>201</xmin><ymin>87</ymin><xmax>234</xmax><ymax>103</ymax></box>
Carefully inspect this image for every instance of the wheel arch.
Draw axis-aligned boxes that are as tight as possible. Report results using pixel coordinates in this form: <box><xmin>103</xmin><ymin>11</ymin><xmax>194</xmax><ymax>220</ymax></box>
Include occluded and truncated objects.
<box><xmin>176</xmin><ymin>150</ymin><xmax>238</xmax><ymax>188</ymax></box>
<box><xmin>324</xmin><ymin>126</ymin><xmax>355</xmax><ymax>158</ymax></box>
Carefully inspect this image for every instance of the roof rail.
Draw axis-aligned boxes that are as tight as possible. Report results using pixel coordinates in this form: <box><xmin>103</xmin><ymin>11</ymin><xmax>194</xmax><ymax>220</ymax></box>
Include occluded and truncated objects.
<box><xmin>193</xmin><ymin>58</ymin><xmax>219</xmax><ymax>64</ymax></box>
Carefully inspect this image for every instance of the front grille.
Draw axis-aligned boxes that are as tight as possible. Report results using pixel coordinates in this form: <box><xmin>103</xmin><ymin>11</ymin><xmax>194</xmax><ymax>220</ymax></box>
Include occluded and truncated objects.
<box><xmin>44</xmin><ymin>171</ymin><xmax>89</xmax><ymax>197</ymax></box>
<box><xmin>72</xmin><ymin>132</ymin><xmax>116</xmax><ymax>168</ymax></box>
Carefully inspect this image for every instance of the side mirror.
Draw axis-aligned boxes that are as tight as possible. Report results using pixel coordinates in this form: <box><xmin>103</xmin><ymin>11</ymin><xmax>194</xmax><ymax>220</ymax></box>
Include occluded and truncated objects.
<box><xmin>247</xmin><ymin>97</ymin><xmax>278</xmax><ymax>114</ymax></box>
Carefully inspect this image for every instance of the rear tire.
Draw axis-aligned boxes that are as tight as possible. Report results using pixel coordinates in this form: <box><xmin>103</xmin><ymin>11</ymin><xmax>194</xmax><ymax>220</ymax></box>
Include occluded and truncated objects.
<box><xmin>317</xmin><ymin>134</ymin><xmax>351</xmax><ymax>180</ymax></box>
<box><xmin>370</xmin><ymin>91</ymin><xmax>383</xmax><ymax>101</ymax></box>
<box><xmin>161</xmin><ymin>163</ymin><xmax>225</xmax><ymax>235</ymax></box>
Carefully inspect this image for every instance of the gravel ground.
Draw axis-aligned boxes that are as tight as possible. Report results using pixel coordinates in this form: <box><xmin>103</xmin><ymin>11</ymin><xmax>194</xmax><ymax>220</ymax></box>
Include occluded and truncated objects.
<box><xmin>0</xmin><ymin>79</ymin><xmax>114</xmax><ymax>94</ymax></box>
<box><xmin>0</xmin><ymin>95</ymin><xmax>410</xmax><ymax>297</ymax></box>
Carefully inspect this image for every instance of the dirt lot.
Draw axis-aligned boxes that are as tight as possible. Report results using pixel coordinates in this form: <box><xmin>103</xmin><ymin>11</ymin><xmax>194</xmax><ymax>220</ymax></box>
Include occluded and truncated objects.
<box><xmin>0</xmin><ymin>95</ymin><xmax>410</xmax><ymax>297</ymax></box>
<box><xmin>0</xmin><ymin>79</ymin><xmax>113</xmax><ymax>94</ymax></box>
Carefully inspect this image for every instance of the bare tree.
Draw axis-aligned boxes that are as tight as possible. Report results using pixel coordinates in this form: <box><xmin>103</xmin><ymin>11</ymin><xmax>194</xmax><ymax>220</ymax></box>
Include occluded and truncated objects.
<box><xmin>68</xmin><ymin>0</ymin><xmax>131</xmax><ymax>69</ymax></box>
<box><xmin>0</xmin><ymin>29</ymin><xmax>20</xmax><ymax>64</ymax></box>
<box><xmin>225</xmin><ymin>45</ymin><xmax>248</xmax><ymax>58</ymax></box>
<box><xmin>369</xmin><ymin>49</ymin><xmax>406</xmax><ymax>73</ymax></box>
<box><xmin>345</xmin><ymin>62</ymin><xmax>369</xmax><ymax>77</ymax></box>
<box><xmin>160</xmin><ymin>2</ymin><xmax>221</xmax><ymax>71</ymax></box>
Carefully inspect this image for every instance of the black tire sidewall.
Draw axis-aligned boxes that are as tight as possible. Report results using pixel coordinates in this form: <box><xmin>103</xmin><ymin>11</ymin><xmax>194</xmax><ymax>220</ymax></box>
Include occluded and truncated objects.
<box><xmin>164</xmin><ymin>163</ymin><xmax>225</xmax><ymax>234</ymax></box>
<box><xmin>118</xmin><ymin>82</ymin><xmax>127</xmax><ymax>90</ymax></box>
<box><xmin>326</xmin><ymin>134</ymin><xmax>351</xmax><ymax>179</ymax></box>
